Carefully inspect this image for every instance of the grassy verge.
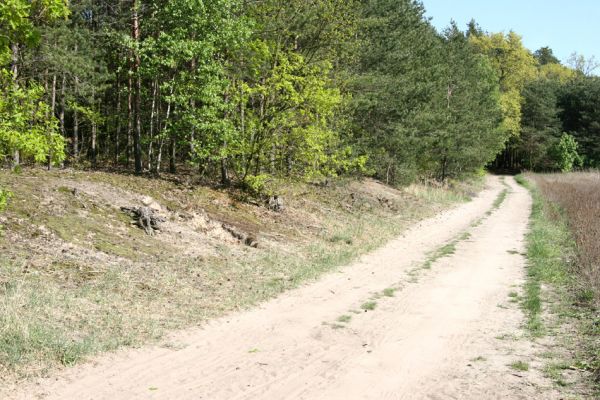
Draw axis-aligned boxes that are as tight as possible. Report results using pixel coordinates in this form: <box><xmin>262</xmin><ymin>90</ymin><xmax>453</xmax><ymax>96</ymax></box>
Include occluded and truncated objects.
<box><xmin>516</xmin><ymin>174</ymin><xmax>599</xmax><ymax>392</ymax></box>
<box><xmin>515</xmin><ymin>175</ymin><xmax>571</xmax><ymax>336</ymax></box>
<box><xmin>0</xmin><ymin>168</ymin><xmax>484</xmax><ymax>383</ymax></box>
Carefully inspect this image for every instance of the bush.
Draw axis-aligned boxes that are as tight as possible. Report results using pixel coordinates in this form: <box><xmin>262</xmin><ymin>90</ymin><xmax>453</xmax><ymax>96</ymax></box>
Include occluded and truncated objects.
<box><xmin>0</xmin><ymin>187</ymin><xmax>11</xmax><ymax>213</ymax></box>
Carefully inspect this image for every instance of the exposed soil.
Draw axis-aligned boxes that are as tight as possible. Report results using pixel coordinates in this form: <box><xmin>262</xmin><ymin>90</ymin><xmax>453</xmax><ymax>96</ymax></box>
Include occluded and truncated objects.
<box><xmin>6</xmin><ymin>176</ymin><xmax>579</xmax><ymax>399</ymax></box>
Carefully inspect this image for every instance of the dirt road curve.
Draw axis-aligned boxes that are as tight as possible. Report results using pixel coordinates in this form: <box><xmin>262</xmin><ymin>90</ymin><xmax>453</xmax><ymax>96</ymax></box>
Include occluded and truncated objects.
<box><xmin>15</xmin><ymin>176</ymin><xmax>564</xmax><ymax>399</ymax></box>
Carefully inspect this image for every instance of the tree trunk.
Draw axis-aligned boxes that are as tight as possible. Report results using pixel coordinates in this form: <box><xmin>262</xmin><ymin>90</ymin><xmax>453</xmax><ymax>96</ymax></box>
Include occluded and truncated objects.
<box><xmin>10</xmin><ymin>43</ymin><xmax>18</xmax><ymax>79</ymax></box>
<box><xmin>169</xmin><ymin>135</ymin><xmax>176</xmax><ymax>174</ymax></box>
<box><xmin>220</xmin><ymin>158</ymin><xmax>229</xmax><ymax>185</ymax></box>
<box><xmin>10</xmin><ymin>44</ymin><xmax>20</xmax><ymax>169</ymax></box>
<box><xmin>132</xmin><ymin>0</ymin><xmax>142</xmax><ymax>175</ymax></box>
<box><xmin>169</xmin><ymin>103</ymin><xmax>177</xmax><ymax>174</ymax></box>
<box><xmin>73</xmin><ymin>108</ymin><xmax>79</xmax><ymax>157</ymax></box>
<box><xmin>148</xmin><ymin>80</ymin><xmax>157</xmax><ymax>170</ymax></box>
<box><xmin>60</xmin><ymin>74</ymin><xmax>66</xmax><ymax>136</ymax></box>
<box><xmin>155</xmin><ymin>84</ymin><xmax>173</xmax><ymax>174</ymax></box>
<box><xmin>48</xmin><ymin>74</ymin><xmax>57</xmax><ymax>170</ymax></box>
<box><xmin>127</xmin><ymin>75</ymin><xmax>133</xmax><ymax>168</ymax></box>
<box><xmin>189</xmin><ymin>57</ymin><xmax>196</xmax><ymax>158</ymax></box>
<box><xmin>91</xmin><ymin>122</ymin><xmax>97</xmax><ymax>168</ymax></box>
<box><xmin>115</xmin><ymin>77</ymin><xmax>121</xmax><ymax>163</ymax></box>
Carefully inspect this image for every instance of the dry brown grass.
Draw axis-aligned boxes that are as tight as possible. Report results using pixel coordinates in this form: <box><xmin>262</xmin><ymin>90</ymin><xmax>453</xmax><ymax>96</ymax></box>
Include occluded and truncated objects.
<box><xmin>529</xmin><ymin>172</ymin><xmax>600</xmax><ymax>306</ymax></box>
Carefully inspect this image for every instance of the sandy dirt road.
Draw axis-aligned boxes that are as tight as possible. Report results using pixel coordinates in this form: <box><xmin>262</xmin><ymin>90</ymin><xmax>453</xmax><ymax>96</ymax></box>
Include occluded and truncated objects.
<box><xmin>13</xmin><ymin>176</ymin><xmax>565</xmax><ymax>399</ymax></box>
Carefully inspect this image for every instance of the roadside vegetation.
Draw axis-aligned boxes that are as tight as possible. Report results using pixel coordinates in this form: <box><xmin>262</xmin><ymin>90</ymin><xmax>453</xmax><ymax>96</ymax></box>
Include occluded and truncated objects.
<box><xmin>517</xmin><ymin>173</ymin><xmax>599</xmax><ymax>392</ymax></box>
<box><xmin>2</xmin><ymin>0</ymin><xmax>599</xmax><ymax>395</ymax></box>
<box><xmin>0</xmin><ymin>168</ymin><xmax>481</xmax><ymax>383</ymax></box>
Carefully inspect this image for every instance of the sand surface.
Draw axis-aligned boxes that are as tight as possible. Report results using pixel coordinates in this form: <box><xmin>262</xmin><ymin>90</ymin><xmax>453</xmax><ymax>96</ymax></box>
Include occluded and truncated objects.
<box><xmin>14</xmin><ymin>176</ymin><xmax>565</xmax><ymax>399</ymax></box>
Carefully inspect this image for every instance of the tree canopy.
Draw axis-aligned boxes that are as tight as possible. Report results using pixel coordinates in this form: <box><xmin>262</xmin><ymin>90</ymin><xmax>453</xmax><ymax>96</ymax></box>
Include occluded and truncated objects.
<box><xmin>1</xmin><ymin>0</ymin><xmax>596</xmax><ymax>185</ymax></box>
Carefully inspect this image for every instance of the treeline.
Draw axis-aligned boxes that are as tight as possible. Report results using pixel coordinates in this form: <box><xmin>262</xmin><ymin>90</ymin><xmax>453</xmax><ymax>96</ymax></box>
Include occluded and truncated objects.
<box><xmin>499</xmin><ymin>49</ymin><xmax>600</xmax><ymax>172</ymax></box>
<box><xmin>1</xmin><ymin>0</ymin><xmax>598</xmax><ymax>189</ymax></box>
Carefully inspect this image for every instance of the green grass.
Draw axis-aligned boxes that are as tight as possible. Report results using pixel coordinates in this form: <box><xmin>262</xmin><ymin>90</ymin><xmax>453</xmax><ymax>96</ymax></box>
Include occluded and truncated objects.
<box><xmin>544</xmin><ymin>362</ymin><xmax>572</xmax><ymax>387</ymax></box>
<box><xmin>421</xmin><ymin>240</ymin><xmax>458</xmax><ymax>269</ymax></box>
<box><xmin>337</xmin><ymin>315</ymin><xmax>352</xmax><ymax>323</ymax></box>
<box><xmin>383</xmin><ymin>287</ymin><xmax>396</xmax><ymax>297</ymax></box>
<box><xmin>492</xmin><ymin>189</ymin><xmax>509</xmax><ymax>210</ymax></box>
<box><xmin>515</xmin><ymin>175</ymin><xmax>572</xmax><ymax>337</ymax></box>
<box><xmin>509</xmin><ymin>360</ymin><xmax>530</xmax><ymax>372</ymax></box>
<box><xmin>360</xmin><ymin>301</ymin><xmax>377</xmax><ymax>311</ymax></box>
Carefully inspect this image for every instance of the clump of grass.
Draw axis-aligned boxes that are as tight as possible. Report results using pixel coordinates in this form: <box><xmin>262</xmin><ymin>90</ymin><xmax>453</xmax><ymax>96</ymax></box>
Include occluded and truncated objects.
<box><xmin>509</xmin><ymin>360</ymin><xmax>530</xmax><ymax>372</ymax></box>
<box><xmin>495</xmin><ymin>333</ymin><xmax>518</xmax><ymax>341</ymax></box>
<box><xmin>361</xmin><ymin>301</ymin><xmax>377</xmax><ymax>311</ymax></box>
<box><xmin>544</xmin><ymin>362</ymin><xmax>572</xmax><ymax>387</ymax></box>
<box><xmin>422</xmin><ymin>241</ymin><xmax>457</xmax><ymax>270</ymax></box>
<box><xmin>383</xmin><ymin>287</ymin><xmax>396</xmax><ymax>297</ymax></box>
<box><xmin>329</xmin><ymin>233</ymin><xmax>353</xmax><ymax>245</ymax></box>
<box><xmin>492</xmin><ymin>189</ymin><xmax>509</xmax><ymax>210</ymax></box>
<box><xmin>337</xmin><ymin>315</ymin><xmax>352</xmax><ymax>323</ymax></box>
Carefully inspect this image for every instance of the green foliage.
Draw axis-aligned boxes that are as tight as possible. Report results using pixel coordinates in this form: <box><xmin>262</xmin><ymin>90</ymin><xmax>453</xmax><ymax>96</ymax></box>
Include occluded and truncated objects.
<box><xmin>559</xmin><ymin>76</ymin><xmax>600</xmax><ymax>166</ymax></box>
<box><xmin>242</xmin><ymin>174</ymin><xmax>272</xmax><ymax>196</ymax></box>
<box><xmin>551</xmin><ymin>133</ymin><xmax>582</xmax><ymax>172</ymax></box>
<box><xmin>0</xmin><ymin>69</ymin><xmax>65</xmax><ymax>165</ymax></box>
<box><xmin>0</xmin><ymin>0</ymin><xmax>69</xmax><ymax>65</ymax></box>
<box><xmin>349</xmin><ymin>0</ymin><xmax>445</xmax><ymax>183</ymax></box>
<box><xmin>0</xmin><ymin>187</ymin><xmax>12</xmax><ymax>212</ymax></box>
<box><xmin>534</xmin><ymin>47</ymin><xmax>560</xmax><ymax>66</ymax></box>
<box><xmin>3</xmin><ymin>0</ymin><xmax>593</xmax><ymax>189</ymax></box>
<box><xmin>469</xmin><ymin>31</ymin><xmax>537</xmax><ymax>137</ymax></box>
<box><xmin>350</xmin><ymin>4</ymin><xmax>504</xmax><ymax>183</ymax></box>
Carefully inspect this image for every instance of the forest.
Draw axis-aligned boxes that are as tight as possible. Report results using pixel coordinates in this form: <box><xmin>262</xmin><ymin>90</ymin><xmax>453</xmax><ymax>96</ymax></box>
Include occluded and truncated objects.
<box><xmin>1</xmin><ymin>0</ymin><xmax>599</xmax><ymax>193</ymax></box>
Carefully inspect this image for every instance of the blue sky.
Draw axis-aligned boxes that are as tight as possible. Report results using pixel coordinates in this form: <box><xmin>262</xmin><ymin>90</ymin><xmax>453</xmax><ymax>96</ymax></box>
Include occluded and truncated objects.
<box><xmin>421</xmin><ymin>0</ymin><xmax>599</xmax><ymax>64</ymax></box>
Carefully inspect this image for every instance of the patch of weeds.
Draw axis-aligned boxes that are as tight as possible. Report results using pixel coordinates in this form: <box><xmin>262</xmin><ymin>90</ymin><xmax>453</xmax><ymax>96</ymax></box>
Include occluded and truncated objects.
<box><xmin>538</xmin><ymin>351</ymin><xmax>557</xmax><ymax>359</ymax></box>
<box><xmin>508</xmin><ymin>291</ymin><xmax>519</xmax><ymax>298</ymax></box>
<box><xmin>383</xmin><ymin>287</ymin><xmax>396</xmax><ymax>297</ymax></box>
<box><xmin>495</xmin><ymin>333</ymin><xmax>518</xmax><ymax>341</ymax></box>
<box><xmin>337</xmin><ymin>315</ymin><xmax>352</xmax><ymax>323</ymax></box>
<box><xmin>361</xmin><ymin>301</ymin><xmax>377</xmax><ymax>311</ymax></box>
<box><xmin>544</xmin><ymin>362</ymin><xmax>572</xmax><ymax>387</ymax></box>
<box><xmin>515</xmin><ymin>175</ymin><xmax>571</xmax><ymax>337</ymax></box>
<box><xmin>492</xmin><ymin>189</ymin><xmax>508</xmax><ymax>210</ymax></box>
<box><xmin>509</xmin><ymin>360</ymin><xmax>530</xmax><ymax>372</ymax></box>
<box><xmin>471</xmin><ymin>356</ymin><xmax>487</xmax><ymax>362</ymax></box>
<box><xmin>329</xmin><ymin>233</ymin><xmax>353</xmax><ymax>245</ymax></box>
<box><xmin>418</xmin><ymin>233</ymin><xmax>465</xmax><ymax>272</ymax></box>
<box><xmin>56</xmin><ymin>186</ymin><xmax>73</xmax><ymax>194</ymax></box>
<box><xmin>459</xmin><ymin>232</ymin><xmax>471</xmax><ymax>240</ymax></box>
<box><xmin>248</xmin><ymin>348</ymin><xmax>260</xmax><ymax>353</ymax></box>
<box><xmin>470</xmin><ymin>217</ymin><xmax>484</xmax><ymax>228</ymax></box>
<box><xmin>349</xmin><ymin>309</ymin><xmax>362</xmax><ymax>314</ymax></box>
